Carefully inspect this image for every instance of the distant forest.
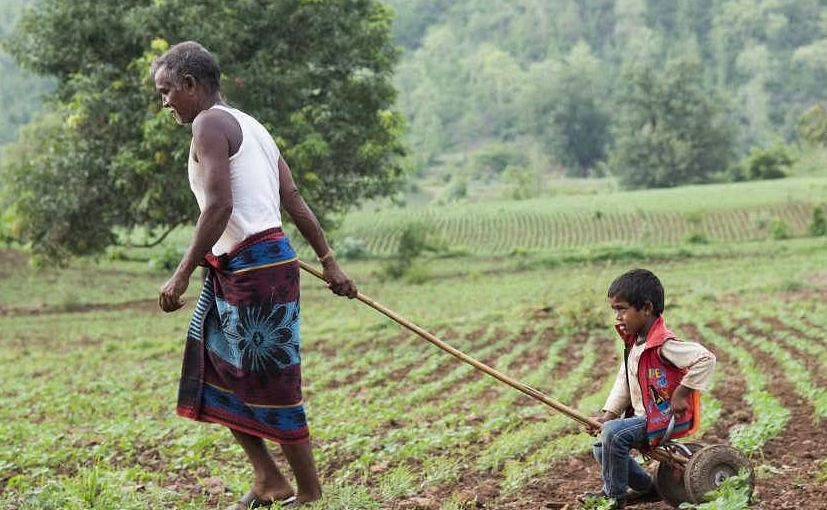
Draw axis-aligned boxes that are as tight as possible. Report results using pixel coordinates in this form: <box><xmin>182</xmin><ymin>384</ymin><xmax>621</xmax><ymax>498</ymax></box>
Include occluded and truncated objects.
<box><xmin>385</xmin><ymin>0</ymin><xmax>827</xmax><ymax>179</ymax></box>
<box><xmin>0</xmin><ymin>0</ymin><xmax>52</xmax><ymax>147</ymax></box>
<box><xmin>4</xmin><ymin>0</ymin><xmax>827</xmax><ymax>180</ymax></box>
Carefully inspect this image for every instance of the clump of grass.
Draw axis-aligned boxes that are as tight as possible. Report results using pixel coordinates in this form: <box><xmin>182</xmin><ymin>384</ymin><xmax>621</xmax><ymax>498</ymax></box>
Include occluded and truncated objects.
<box><xmin>678</xmin><ymin>470</ymin><xmax>754</xmax><ymax>509</ymax></box>
<box><xmin>378</xmin><ymin>465</ymin><xmax>418</xmax><ymax>500</ymax></box>
<box><xmin>305</xmin><ymin>484</ymin><xmax>380</xmax><ymax>510</ymax></box>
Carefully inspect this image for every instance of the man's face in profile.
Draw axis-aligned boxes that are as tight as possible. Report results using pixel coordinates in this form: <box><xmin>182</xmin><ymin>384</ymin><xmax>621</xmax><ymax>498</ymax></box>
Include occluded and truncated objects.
<box><xmin>154</xmin><ymin>66</ymin><xmax>197</xmax><ymax>125</ymax></box>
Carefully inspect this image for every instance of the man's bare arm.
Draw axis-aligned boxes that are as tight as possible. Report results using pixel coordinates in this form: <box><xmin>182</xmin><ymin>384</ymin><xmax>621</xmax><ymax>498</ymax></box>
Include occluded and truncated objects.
<box><xmin>278</xmin><ymin>157</ymin><xmax>330</xmax><ymax>258</ymax></box>
<box><xmin>278</xmin><ymin>157</ymin><xmax>356</xmax><ymax>298</ymax></box>
<box><xmin>159</xmin><ymin>111</ymin><xmax>233</xmax><ymax>312</ymax></box>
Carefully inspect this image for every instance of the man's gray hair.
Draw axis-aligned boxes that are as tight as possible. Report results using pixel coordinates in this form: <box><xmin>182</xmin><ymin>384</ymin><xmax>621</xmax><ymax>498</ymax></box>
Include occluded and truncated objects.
<box><xmin>151</xmin><ymin>41</ymin><xmax>221</xmax><ymax>93</ymax></box>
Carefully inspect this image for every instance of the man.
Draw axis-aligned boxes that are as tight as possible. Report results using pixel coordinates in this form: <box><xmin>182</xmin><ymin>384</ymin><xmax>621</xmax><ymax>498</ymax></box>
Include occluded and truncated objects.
<box><xmin>153</xmin><ymin>41</ymin><xmax>356</xmax><ymax>508</ymax></box>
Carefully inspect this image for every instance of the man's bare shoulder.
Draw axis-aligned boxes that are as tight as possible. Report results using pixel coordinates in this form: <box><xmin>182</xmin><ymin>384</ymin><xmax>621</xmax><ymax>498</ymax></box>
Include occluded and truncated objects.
<box><xmin>192</xmin><ymin>107</ymin><xmax>242</xmax><ymax>156</ymax></box>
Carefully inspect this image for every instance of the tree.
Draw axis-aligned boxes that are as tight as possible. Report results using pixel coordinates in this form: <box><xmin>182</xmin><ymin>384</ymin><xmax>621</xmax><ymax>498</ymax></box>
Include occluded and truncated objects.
<box><xmin>1</xmin><ymin>0</ymin><xmax>405</xmax><ymax>260</ymax></box>
<box><xmin>520</xmin><ymin>42</ymin><xmax>610</xmax><ymax>176</ymax></box>
<box><xmin>0</xmin><ymin>0</ymin><xmax>53</xmax><ymax>147</ymax></box>
<box><xmin>608</xmin><ymin>56</ymin><xmax>735</xmax><ymax>189</ymax></box>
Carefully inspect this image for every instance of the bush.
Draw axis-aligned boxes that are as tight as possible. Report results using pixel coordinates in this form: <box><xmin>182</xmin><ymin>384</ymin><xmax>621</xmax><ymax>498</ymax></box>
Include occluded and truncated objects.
<box><xmin>809</xmin><ymin>206</ymin><xmax>826</xmax><ymax>237</ymax></box>
<box><xmin>502</xmin><ymin>165</ymin><xmax>541</xmax><ymax>200</ymax></box>
<box><xmin>770</xmin><ymin>219</ymin><xmax>791</xmax><ymax>240</ymax></box>
<box><xmin>685</xmin><ymin>232</ymin><xmax>709</xmax><ymax>244</ymax></box>
<box><xmin>472</xmin><ymin>143</ymin><xmax>528</xmax><ymax>179</ymax></box>
<box><xmin>403</xmin><ymin>262</ymin><xmax>432</xmax><ymax>284</ymax></box>
<box><xmin>148</xmin><ymin>245</ymin><xmax>184</xmax><ymax>272</ymax></box>
<box><xmin>337</xmin><ymin>237</ymin><xmax>371</xmax><ymax>260</ymax></box>
<box><xmin>731</xmin><ymin>146</ymin><xmax>794</xmax><ymax>181</ymax></box>
<box><xmin>382</xmin><ymin>223</ymin><xmax>429</xmax><ymax>279</ymax></box>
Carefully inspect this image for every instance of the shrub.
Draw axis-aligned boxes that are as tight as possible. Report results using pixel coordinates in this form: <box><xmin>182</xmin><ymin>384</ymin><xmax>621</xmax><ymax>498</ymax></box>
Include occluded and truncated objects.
<box><xmin>382</xmin><ymin>223</ymin><xmax>429</xmax><ymax>279</ymax></box>
<box><xmin>337</xmin><ymin>237</ymin><xmax>371</xmax><ymax>260</ymax></box>
<box><xmin>809</xmin><ymin>206</ymin><xmax>826</xmax><ymax>237</ymax></box>
<box><xmin>472</xmin><ymin>143</ymin><xmax>528</xmax><ymax>178</ymax></box>
<box><xmin>770</xmin><ymin>219</ymin><xmax>791</xmax><ymax>240</ymax></box>
<box><xmin>685</xmin><ymin>232</ymin><xmax>709</xmax><ymax>244</ymax></box>
<box><xmin>502</xmin><ymin>165</ymin><xmax>541</xmax><ymax>200</ymax></box>
<box><xmin>744</xmin><ymin>146</ymin><xmax>793</xmax><ymax>180</ymax></box>
<box><xmin>148</xmin><ymin>245</ymin><xmax>184</xmax><ymax>272</ymax></box>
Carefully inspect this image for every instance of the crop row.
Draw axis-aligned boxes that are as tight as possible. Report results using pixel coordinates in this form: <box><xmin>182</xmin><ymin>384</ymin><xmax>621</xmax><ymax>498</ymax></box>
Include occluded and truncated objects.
<box><xmin>341</xmin><ymin>203</ymin><xmax>816</xmax><ymax>256</ymax></box>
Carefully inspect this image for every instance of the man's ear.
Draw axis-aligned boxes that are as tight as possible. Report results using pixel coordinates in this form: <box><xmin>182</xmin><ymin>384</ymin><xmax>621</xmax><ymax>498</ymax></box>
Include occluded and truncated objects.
<box><xmin>182</xmin><ymin>74</ymin><xmax>197</xmax><ymax>93</ymax></box>
<box><xmin>643</xmin><ymin>301</ymin><xmax>654</xmax><ymax>316</ymax></box>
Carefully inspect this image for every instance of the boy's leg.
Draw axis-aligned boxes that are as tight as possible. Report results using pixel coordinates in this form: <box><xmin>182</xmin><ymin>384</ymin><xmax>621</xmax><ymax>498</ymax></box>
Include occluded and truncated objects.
<box><xmin>597</xmin><ymin>417</ymin><xmax>652</xmax><ymax>499</ymax></box>
<box><xmin>280</xmin><ymin>441</ymin><xmax>322</xmax><ymax>503</ymax></box>
<box><xmin>230</xmin><ymin>429</ymin><xmax>295</xmax><ymax>501</ymax></box>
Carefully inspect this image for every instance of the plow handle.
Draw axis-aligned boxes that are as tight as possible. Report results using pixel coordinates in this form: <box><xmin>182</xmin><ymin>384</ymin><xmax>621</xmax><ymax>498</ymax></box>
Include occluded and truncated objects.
<box><xmin>299</xmin><ymin>260</ymin><xmax>687</xmax><ymax>466</ymax></box>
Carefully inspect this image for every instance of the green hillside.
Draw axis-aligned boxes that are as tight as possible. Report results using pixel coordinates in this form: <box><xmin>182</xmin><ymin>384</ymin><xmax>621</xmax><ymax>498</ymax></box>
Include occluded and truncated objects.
<box><xmin>340</xmin><ymin>177</ymin><xmax>827</xmax><ymax>255</ymax></box>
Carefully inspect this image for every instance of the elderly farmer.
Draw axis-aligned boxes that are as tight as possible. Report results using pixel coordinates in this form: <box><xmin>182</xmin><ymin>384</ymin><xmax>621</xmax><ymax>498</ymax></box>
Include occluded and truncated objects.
<box><xmin>153</xmin><ymin>41</ymin><xmax>356</xmax><ymax>508</ymax></box>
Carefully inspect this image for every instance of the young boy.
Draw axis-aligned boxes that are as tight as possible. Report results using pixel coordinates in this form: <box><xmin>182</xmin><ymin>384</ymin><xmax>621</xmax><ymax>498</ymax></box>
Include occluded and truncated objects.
<box><xmin>583</xmin><ymin>269</ymin><xmax>716</xmax><ymax>509</ymax></box>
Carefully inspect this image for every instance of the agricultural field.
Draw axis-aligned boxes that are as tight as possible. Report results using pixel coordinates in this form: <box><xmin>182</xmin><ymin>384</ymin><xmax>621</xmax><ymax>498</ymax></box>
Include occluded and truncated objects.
<box><xmin>1</xmin><ymin>178</ymin><xmax>826</xmax><ymax>509</ymax></box>
<box><xmin>340</xmin><ymin>177</ymin><xmax>827</xmax><ymax>256</ymax></box>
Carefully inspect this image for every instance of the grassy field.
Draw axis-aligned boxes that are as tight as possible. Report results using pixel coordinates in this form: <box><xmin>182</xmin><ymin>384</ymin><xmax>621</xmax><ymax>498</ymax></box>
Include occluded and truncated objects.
<box><xmin>337</xmin><ymin>177</ymin><xmax>827</xmax><ymax>256</ymax></box>
<box><xmin>1</xmin><ymin>179</ymin><xmax>826</xmax><ymax>509</ymax></box>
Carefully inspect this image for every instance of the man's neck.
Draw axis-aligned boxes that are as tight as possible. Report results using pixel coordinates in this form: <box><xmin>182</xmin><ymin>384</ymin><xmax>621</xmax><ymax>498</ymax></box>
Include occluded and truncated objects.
<box><xmin>195</xmin><ymin>93</ymin><xmax>224</xmax><ymax>115</ymax></box>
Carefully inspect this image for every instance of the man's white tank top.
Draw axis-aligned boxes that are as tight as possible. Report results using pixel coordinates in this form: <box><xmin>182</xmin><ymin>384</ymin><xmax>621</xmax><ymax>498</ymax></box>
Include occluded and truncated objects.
<box><xmin>187</xmin><ymin>104</ymin><xmax>282</xmax><ymax>256</ymax></box>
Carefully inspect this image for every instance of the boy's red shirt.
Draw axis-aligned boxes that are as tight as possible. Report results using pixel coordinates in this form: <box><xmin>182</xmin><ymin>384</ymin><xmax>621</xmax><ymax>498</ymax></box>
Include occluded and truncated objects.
<box><xmin>615</xmin><ymin>315</ymin><xmax>702</xmax><ymax>445</ymax></box>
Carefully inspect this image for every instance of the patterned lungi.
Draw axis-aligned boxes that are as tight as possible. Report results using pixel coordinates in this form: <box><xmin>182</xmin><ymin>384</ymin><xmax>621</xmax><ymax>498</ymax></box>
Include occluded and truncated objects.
<box><xmin>177</xmin><ymin>228</ymin><xmax>309</xmax><ymax>443</ymax></box>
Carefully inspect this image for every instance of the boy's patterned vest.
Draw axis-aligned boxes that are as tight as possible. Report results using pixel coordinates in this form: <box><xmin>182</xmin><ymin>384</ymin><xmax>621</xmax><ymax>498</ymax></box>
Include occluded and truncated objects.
<box><xmin>616</xmin><ymin>316</ymin><xmax>701</xmax><ymax>446</ymax></box>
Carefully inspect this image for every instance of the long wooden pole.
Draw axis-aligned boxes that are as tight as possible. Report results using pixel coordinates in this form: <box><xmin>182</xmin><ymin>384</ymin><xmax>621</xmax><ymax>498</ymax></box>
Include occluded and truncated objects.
<box><xmin>299</xmin><ymin>260</ymin><xmax>687</xmax><ymax>466</ymax></box>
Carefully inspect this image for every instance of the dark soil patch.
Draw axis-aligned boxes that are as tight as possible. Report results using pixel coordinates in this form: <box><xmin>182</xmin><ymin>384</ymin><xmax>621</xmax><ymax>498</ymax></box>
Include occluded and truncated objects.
<box><xmin>415</xmin><ymin>326</ymin><xmax>504</xmax><ymax>385</ymax></box>
<box><xmin>389</xmin><ymin>333</ymin><xmax>594</xmax><ymax>510</ymax></box>
<box><xmin>0</xmin><ymin>298</ymin><xmax>161</xmax><ymax>317</ymax></box>
<box><xmin>0</xmin><ymin>249</ymin><xmax>27</xmax><ymax>279</ymax></box>
<box><xmin>739</xmin><ymin>321</ymin><xmax>827</xmax><ymax>388</ymax></box>
<box><xmin>493</xmin><ymin>337</ymin><xmax>653</xmax><ymax>509</ymax></box>
<box><xmin>730</xmin><ymin>334</ymin><xmax>827</xmax><ymax>509</ymax></box>
<box><xmin>683</xmin><ymin>324</ymin><xmax>753</xmax><ymax>444</ymax></box>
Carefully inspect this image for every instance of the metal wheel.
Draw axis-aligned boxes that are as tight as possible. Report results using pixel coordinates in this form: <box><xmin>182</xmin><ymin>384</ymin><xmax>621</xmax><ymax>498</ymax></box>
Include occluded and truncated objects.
<box><xmin>684</xmin><ymin>444</ymin><xmax>753</xmax><ymax>503</ymax></box>
<box><xmin>655</xmin><ymin>442</ymin><xmax>703</xmax><ymax>508</ymax></box>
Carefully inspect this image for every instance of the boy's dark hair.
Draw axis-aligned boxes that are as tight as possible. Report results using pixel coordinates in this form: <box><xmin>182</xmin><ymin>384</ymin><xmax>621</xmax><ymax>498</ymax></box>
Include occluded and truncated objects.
<box><xmin>151</xmin><ymin>41</ymin><xmax>221</xmax><ymax>94</ymax></box>
<box><xmin>607</xmin><ymin>268</ymin><xmax>665</xmax><ymax>316</ymax></box>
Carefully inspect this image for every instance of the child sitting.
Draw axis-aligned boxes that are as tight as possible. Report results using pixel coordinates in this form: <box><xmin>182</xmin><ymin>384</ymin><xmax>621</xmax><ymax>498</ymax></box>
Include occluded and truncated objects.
<box><xmin>583</xmin><ymin>268</ymin><xmax>716</xmax><ymax>509</ymax></box>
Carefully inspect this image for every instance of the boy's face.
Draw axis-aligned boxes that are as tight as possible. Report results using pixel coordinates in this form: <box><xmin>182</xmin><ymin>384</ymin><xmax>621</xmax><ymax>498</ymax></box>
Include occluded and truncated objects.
<box><xmin>609</xmin><ymin>296</ymin><xmax>653</xmax><ymax>339</ymax></box>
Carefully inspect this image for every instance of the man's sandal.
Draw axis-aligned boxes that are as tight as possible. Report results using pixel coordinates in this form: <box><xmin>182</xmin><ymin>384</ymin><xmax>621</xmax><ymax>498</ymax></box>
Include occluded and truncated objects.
<box><xmin>229</xmin><ymin>492</ymin><xmax>297</xmax><ymax>509</ymax></box>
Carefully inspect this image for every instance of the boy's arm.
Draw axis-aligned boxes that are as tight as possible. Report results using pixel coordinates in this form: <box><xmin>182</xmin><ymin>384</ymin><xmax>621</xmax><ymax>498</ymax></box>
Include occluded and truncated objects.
<box><xmin>661</xmin><ymin>340</ymin><xmax>717</xmax><ymax>391</ymax></box>
<box><xmin>601</xmin><ymin>360</ymin><xmax>631</xmax><ymax>418</ymax></box>
<box><xmin>661</xmin><ymin>339</ymin><xmax>717</xmax><ymax>415</ymax></box>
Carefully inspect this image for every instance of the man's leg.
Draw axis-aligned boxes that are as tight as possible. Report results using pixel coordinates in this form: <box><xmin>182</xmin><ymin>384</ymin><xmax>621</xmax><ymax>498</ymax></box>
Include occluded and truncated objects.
<box><xmin>599</xmin><ymin>417</ymin><xmax>652</xmax><ymax>499</ymax></box>
<box><xmin>280</xmin><ymin>441</ymin><xmax>322</xmax><ymax>503</ymax></box>
<box><xmin>230</xmin><ymin>429</ymin><xmax>295</xmax><ymax>501</ymax></box>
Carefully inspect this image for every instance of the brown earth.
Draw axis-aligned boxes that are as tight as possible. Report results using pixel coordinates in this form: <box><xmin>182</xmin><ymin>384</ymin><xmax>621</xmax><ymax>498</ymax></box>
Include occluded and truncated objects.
<box><xmin>0</xmin><ymin>298</ymin><xmax>162</xmax><ymax>317</ymax></box>
<box><xmin>404</xmin><ymin>317</ymin><xmax>827</xmax><ymax>510</ymax></box>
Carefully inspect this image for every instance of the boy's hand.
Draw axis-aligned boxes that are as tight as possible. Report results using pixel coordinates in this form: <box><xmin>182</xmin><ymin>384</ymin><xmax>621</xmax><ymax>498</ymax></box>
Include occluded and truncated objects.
<box><xmin>671</xmin><ymin>385</ymin><xmax>693</xmax><ymax>417</ymax></box>
<box><xmin>585</xmin><ymin>411</ymin><xmax>617</xmax><ymax>436</ymax></box>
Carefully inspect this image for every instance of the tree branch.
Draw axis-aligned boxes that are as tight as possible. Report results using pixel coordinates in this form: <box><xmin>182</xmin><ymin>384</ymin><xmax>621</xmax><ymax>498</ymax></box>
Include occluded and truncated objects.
<box><xmin>122</xmin><ymin>223</ymin><xmax>182</xmax><ymax>248</ymax></box>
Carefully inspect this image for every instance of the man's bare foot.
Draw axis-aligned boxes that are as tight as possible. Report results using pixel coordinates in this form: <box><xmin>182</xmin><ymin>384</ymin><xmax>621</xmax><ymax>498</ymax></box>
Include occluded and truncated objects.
<box><xmin>296</xmin><ymin>491</ymin><xmax>322</xmax><ymax>504</ymax></box>
<box><xmin>253</xmin><ymin>474</ymin><xmax>295</xmax><ymax>502</ymax></box>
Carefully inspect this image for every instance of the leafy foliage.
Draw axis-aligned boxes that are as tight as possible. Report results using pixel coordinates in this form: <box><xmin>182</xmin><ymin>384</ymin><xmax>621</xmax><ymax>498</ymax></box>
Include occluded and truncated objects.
<box><xmin>609</xmin><ymin>56</ymin><xmax>736</xmax><ymax>188</ymax></box>
<box><xmin>0</xmin><ymin>0</ymin><xmax>53</xmax><ymax>147</ymax></box>
<box><xmin>1</xmin><ymin>0</ymin><xmax>405</xmax><ymax>260</ymax></box>
<box><xmin>729</xmin><ymin>145</ymin><xmax>793</xmax><ymax>181</ymax></box>
<box><xmin>809</xmin><ymin>206</ymin><xmax>826</xmax><ymax>236</ymax></box>
<box><xmin>386</xmin><ymin>0</ymin><xmax>827</xmax><ymax>183</ymax></box>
